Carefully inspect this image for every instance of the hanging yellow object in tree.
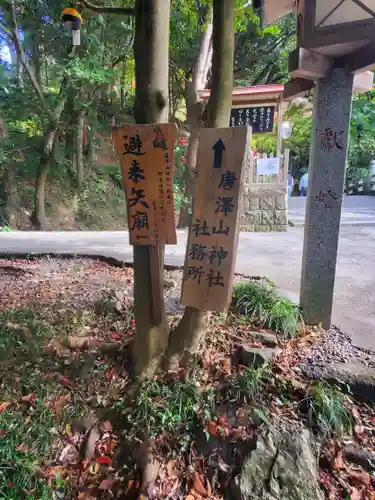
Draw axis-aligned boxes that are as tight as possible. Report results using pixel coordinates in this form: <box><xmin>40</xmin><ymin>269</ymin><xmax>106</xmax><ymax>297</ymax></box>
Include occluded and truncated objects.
<box><xmin>62</xmin><ymin>7</ymin><xmax>83</xmax><ymax>46</ymax></box>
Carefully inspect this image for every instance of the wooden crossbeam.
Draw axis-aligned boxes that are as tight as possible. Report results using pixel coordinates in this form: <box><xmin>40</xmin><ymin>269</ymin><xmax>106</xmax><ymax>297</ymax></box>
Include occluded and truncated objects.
<box><xmin>289</xmin><ymin>48</ymin><xmax>332</xmax><ymax>81</ymax></box>
<box><xmin>283</xmin><ymin>78</ymin><xmax>314</xmax><ymax>100</ymax></box>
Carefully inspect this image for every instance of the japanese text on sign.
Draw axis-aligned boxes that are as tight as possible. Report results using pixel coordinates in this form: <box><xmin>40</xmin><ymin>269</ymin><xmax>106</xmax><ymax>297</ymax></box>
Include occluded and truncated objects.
<box><xmin>112</xmin><ymin>124</ymin><xmax>177</xmax><ymax>246</ymax></box>
<box><xmin>230</xmin><ymin>106</ymin><xmax>275</xmax><ymax>133</ymax></box>
<box><xmin>181</xmin><ymin>127</ymin><xmax>251</xmax><ymax>313</ymax></box>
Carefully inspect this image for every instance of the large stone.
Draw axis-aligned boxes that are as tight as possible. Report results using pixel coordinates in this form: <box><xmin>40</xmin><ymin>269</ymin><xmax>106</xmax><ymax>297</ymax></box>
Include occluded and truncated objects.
<box><xmin>302</xmin><ymin>360</ymin><xmax>375</xmax><ymax>402</ymax></box>
<box><xmin>240</xmin><ymin>346</ymin><xmax>280</xmax><ymax>368</ymax></box>
<box><xmin>248</xmin><ymin>331</ymin><xmax>278</xmax><ymax>348</ymax></box>
<box><xmin>343</xmin><ymin>444</ymin><xmax>375</xmax><ymax>471</ymax></box>
<box><xmin>235</xmin><ymin>423</ymin><xmax>324</xmax><ymax>500</ymax></box>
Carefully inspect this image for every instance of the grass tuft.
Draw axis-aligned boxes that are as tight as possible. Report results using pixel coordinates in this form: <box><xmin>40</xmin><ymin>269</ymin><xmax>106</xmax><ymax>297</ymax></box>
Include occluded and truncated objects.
<box><xmin>121</xmin><ymin>378</ymin><xmax>215</xmax><ymax>442</ymax></box>
<box><xmin>308</xmin><ymin>382</ymin><xmax>352</xmax><ymax>436</ymax></box>
<box><xmin>228</xmin><ymin>364</ymin><xmax>272</xmax><ymax>404</ymax></box>
<box><xmin>232</xmin><ymin>281</ymin><xmax>303</xmax><ymax>338</ymax></box>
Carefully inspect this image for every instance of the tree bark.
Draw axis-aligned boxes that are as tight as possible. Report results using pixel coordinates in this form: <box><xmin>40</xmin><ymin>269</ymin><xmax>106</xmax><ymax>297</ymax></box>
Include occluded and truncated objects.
<box><xmin>32</xmin><ymin>93</ymin><xmax>67</xmax><ymax>230</ymax></box>
<box><xmin>32</xmin><ymin>125</ymin><xmax>58</xmax><ymax>230</ymax></box>
<box><xmin>132</xmin><ymin>0</ymin><xmax>170</xmax><ymax>379</ymax></box>
<box><xmin>167</xmin><ymin>0</ymin><xmax>235</xmax><ymax>365</ymax></box>
<box><xmin>178</xmin><ymin>10</ymin><xmax>213</xmax><ymax>228</ymax></box>
<box><xmin>76</xmin><ymin>110</ymin><xmax>85</xmax><ymax>188</ymax></box>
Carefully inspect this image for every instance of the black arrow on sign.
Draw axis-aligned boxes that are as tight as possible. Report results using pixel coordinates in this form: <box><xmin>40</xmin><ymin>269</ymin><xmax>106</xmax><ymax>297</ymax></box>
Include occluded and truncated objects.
<box><xmin>212</xmin><ymin>139</ymin><xmax>225</xmax><ymax>169</ymax></box>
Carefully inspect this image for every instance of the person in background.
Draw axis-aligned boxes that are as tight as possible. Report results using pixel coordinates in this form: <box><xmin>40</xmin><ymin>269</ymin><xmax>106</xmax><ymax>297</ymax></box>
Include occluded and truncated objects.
<box><xmin>288</xmin><ymin>174</ymin><xmax>293</xmax><ymax>197</ymax></box>
<box><xmin>300</xmin><ymin>171</ymin><xmax>308</xmax><ymax>196</ymax></box>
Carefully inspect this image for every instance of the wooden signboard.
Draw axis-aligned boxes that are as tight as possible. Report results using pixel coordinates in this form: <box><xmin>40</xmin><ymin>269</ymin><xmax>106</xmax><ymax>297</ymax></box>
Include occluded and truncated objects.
<box><xmin>180</xmin><ymin>127</ymin><xmax>251</xmax><ymax>312</ymax></box>
<box><xmin>230</xmin><ymin>106</ymin><xmax>275</xmax><ymax>133</ymax></box>
<box><xmin>113</xmin><ymin>124</ymin><xmax>177</xmax><ymax>246</ymax></box>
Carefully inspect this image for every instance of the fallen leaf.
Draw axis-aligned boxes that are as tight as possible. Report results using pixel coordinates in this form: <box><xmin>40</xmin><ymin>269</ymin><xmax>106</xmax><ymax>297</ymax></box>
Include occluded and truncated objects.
<box><xmin>333</xmin><ymin>450</ymin><xmax>346</xmax><ymax>470</ymax></box>
<box><xmin>46</xmin><ymin>394</ymin><xmax>70</xmax><ymax>416</ymax></box>
<box><xmin>96</xmin><ymin>456</ymin><xmax>112</xmax><ymax>465</ymax></box>
<box><xmin>166</xmin><ymin>459</ymin><xmax>176</xmax><ymax>476</ymax></box>
<box><xmin>16</xmin><ymin>444</ymin><xmax>29</xmax><ymax>453</ymax></box>
<box><xmin>350</xmin><ymin>487</ymin><xmax>363</xmax><ymax>500</ymax></box>
<box><xmin>192</xmin><ymin>472</ymin><xmax>208</xmax><ymax>497</ymax></box>
<box><xmin>45</xmin><ymin>372</ymin><xmax>73</xmax><ymax>388</ymax></box>
<box><xmin>99</xmin><ymin>420</ymin><xmax>112</xmax><ymax>432</ymax></box>
<box><xmin>347</xmin><ymin>469</ymin><xmax>371</xmax><ymax>487</ymax></box>
<box><xmin>0</xmin><ymin>429</ymin><xmax>8</xmax><ymax>436</ymax></box>
<box><xmin>99</xmin><ymin>478</ymin><xmax>115</xmax><ymax>490</ymax></box>
<box><xmin>20</xmin><ymin>393</ymin><xmax>36</xmax><ymax>404</ymax></box>
<box><xmin>0</xmin><ymin>401</ymin><xmax>13</xmax><ymax>413</ymax></box>
<box><xmin>354</xmin><ymin>425</ymin><xmax>365</xmax><ymax>437</ymax></box>
<box><xmin>188</xmin><ymin>491</ymin><xmax>203</xmax><ymax>500</ymax></box>
<box><xmin>220</xmin><ymin>357</ymin><xmax>231</xmax><ymax>375</ymax></box>
<box><xmin>85</xmin><ymin>426</ymin><xmax>100</xmax><ymax>461</ymax></box>
<box><xmin>67</xmin><ymin>336</ymin><xmax>97</xmax><ymax>349</ymax></box>
<box><xmin>108</xmin><ymin>332</ymin><xmax>122</xmax><ymax>341</ymax></box>
<box><xmin>207</xmin><ymin>420</ymin><xmax>218</xmax><ymax>437</ymax></box>
<box><xmin>186</xmin><ymin>496</ymin><xmax>195</xmax><ymax>500</ymax></box>
<box><xmin>351</xmin><ymin>407</ymin><xmax>362</xmax><ymax>425</ymax></box>
<box><xmin>59</xmin><ymin>443</ymin><xmax>79</xmax><ymax>464</ymax></box>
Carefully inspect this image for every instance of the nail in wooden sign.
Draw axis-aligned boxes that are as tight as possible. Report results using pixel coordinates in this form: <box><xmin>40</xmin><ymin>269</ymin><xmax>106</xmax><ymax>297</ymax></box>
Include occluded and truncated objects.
<box><xmin>112</xmin><ymin>124</ymin><xmax>177</xmax><ymax>246</ymax></box>
<box><xmin>181</xmin><ymin>127</ymin><xmax>251</xmax><ymax>312</ymax></box>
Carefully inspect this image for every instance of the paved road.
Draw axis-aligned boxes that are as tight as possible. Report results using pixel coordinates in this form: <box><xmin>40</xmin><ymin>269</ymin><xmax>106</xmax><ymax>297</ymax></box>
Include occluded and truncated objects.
<box><xmin>289</xmin><ymin>195</ymin><xmax>375</xmax><ymax>226</ymax></box>
<box><xmin>1</xmin><ymin>226</ymin><xmax>375</xmax><ymax>352</ymax></box>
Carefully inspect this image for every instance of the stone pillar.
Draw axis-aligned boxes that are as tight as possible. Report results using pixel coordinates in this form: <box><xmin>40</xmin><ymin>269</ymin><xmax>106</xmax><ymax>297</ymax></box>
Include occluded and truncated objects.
<box><xmin>300</xmin><ymin>67</ymin><xmax>354</xmax><ymax>329</ymax></box>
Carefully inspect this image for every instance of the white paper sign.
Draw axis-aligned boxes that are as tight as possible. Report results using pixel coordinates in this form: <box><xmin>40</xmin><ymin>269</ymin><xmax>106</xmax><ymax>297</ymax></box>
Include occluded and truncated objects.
<box><xmin>257</xmin><ymin>157</ymin><xmax>280</xmax><ymax>176</ymax></box>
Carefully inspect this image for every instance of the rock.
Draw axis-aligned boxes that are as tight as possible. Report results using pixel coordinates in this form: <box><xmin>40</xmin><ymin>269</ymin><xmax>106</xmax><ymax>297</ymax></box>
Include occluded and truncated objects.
<box><xmin>343</xmin><ymin>444</ymin><xmax>375</xmax><ymax>471</ymax></box>
<box><xmin>235</xmin><ymin>423</ymin><xmax>323</xmax><ymax>500</ymax></box>
<box><xmin>240</xmin><ymin>347</ymin><xmax>281</xmax><ymax>368</ymax></box>
<box><xmin>248</xmin><ymin>331</ymin><xmax>278</xmax><ymax>348</ymax></box>
<box><xmin>302</xmin><ymin>361</ymin><xmax>375</xmax><ymax>402</ymax></box>
<box><xmin>163</xmin><ymin>280</ymin><xmax>175</xmax><ymax>290</ymax></box>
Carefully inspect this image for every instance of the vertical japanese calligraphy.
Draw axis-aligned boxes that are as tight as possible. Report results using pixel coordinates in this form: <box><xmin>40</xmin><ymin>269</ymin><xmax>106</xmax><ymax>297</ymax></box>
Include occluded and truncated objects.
<box><xmin>230</xmin><ymin>106</ymin><xmax>275</xmax><ymax>133</ymax></box>
<box><xmin>112</xmin><ymin>124</ymin><xmax>177</xmax><ymax>246</ymax></box>
<box><xmin>181</xmin><ymin>127</ymin><xmax>251</xmax><ymax>312</ymax></box>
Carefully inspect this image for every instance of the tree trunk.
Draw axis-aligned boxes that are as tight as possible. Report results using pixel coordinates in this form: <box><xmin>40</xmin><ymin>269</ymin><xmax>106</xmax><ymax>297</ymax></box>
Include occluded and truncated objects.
<box><xmin>32</xmin><ymin>93</ymin><xmax>67</xmax><ymax>230</ymax></box>
<box><xmin>76</xmin><ymin>110</ymin><xmax>85</xmax><ymax>188</ymax></box>
<box><xmin>178</xmin><ymin>10</ymin><xmax>213</xmax><ymax>228</ymax></box>
<box><xmin>32</xmin><ymin>125</ymin><xmax>57</xmax><ymax>230</ymax></box>
<box><xmin>167</xmin><ymin>0</ymin><xmax>235</xmax><ymax>365</ymax></box>
<box><xmin>132</xmin><ymin>0</ymin><xmax>171</xmax><ymax>379</ymax></box>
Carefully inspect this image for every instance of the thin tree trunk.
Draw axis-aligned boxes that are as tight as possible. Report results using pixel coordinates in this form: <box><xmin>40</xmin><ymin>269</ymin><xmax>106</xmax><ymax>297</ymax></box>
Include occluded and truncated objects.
<box><xmin>76</xmin><ymin>110</ymin><xmax>85</xmax><ymax>188</ymax></box>
<box><xmin>178</xmin><ymin>10</ymin><xmax>213</xmax><ymax>228</ymax></box>
<box><xmin>0</xmin><ymin>119</ymin><xmax>17</xmax><ymax>226</ymax></box>
<box><xmin>33</xmin><ymin>125</ymin><xmax>57</xmax><ymax>230</ymax></box>
<box><xmin>132</xmin><ymin>0</ymin><xmax>170</xmax><ymax>378</ymax></box>
<box><xmin>167</xmin><ymin>0</ymin><xmax>235</xmax><ymax>365</ymax></box>
<box><xmin>32</xmin><ymin>92</ymin><xmax>67</xmax><ymax>230</ymax></box>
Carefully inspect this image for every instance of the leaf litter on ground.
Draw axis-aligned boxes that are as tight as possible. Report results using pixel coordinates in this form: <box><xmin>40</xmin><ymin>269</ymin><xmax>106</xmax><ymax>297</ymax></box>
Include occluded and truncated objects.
<box><xmin>0</xmin><ymin>257</ymin><xmax>374</xmax><ymax>498</ymax></box>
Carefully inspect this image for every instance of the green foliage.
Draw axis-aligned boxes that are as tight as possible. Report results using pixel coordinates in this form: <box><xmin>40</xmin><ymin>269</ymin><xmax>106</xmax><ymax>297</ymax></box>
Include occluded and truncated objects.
<box><xmin>308</xmin><ymin>382</ymin><xmax>352</xmax><ymax>436</ymax></box>
<box><xmin>228</xmin><ymin>364</ymin><xmax>272</xmax><ymax>404</ymax></box>
<box><xmin>0</xmin><ymin>309</ymin><xmax>52</xmax><ymax>361</ymax></box>
<box><xmin>232</xmin><ymin>281</ymin><xmax>303</xmax><ymax>338</ymax></box>
<box><xmin>284</xmin><ymin>102</ymin><xmax>312</xmax><ymax>179</ymax></box>
<box><xmin>0</xmin><ymin>391</ymin><xmax>55</xmax><ymax>499</ymax></box>
<box><xmin>124</xmin><ymin>378</ymin><xmax>215</xmax><ymax>440</ymax></box>
<box><xmin>234</xmin><ymin>13</ymin><xmax>296</xmax><ymax>87</ymax></box>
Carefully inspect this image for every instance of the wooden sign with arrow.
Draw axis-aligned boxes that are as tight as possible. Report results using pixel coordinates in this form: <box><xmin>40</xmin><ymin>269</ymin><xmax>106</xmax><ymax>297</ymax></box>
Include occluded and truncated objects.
<box><xmin>181</xmin><ymin>127</ymin><xmax>251</xmax><ymax>312</ymax></box>
<box><xmin>212</xmin><ymin>139</ymin><xmax>225</xmax><ymax>169</ymax></box>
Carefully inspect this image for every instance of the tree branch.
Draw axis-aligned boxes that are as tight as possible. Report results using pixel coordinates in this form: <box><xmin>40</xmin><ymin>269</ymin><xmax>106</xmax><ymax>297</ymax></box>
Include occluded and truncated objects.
<box><xmin>0</xmin><ymin>19</ymin><xmax>13</xmax><ymax>38</ymax></box>
<box><xmin>2</xmin><ymin>2</ymin><xmax>53</xmax><ymax>121</ymax></box>
<box><xmin>79</xmin><ymin>0</ymin><xmax>135</xmax><ymax>15</ymax></box>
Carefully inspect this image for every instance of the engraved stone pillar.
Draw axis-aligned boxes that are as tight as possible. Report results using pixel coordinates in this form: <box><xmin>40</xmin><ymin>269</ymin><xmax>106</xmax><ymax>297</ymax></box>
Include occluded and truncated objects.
<box><xmin>300</xmin><ymin>68</ymin><xmax>354</xmax><ymax>328</ymax></box>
